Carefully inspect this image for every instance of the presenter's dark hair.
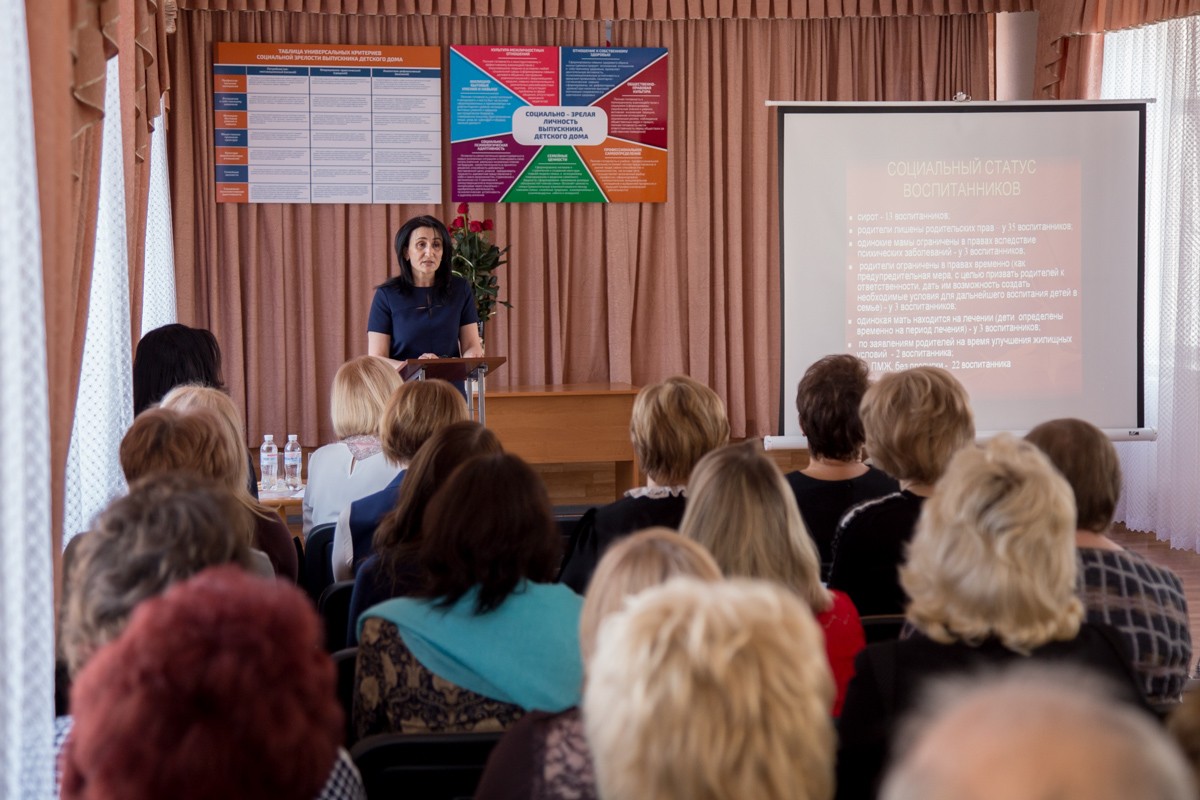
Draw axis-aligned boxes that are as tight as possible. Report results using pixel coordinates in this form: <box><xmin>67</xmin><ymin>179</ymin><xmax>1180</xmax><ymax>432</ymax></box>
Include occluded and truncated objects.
<box><xmin>132</xmin><ymin>324</ymin><xmax>225</xmax><ymax>416</ymax></box>
<box><xmin>418</xmin><ymin>453</ymin><xmax>560</xmax><ymax>614</ymax></box>
<box><xmin>384</xmin><ymin>214</ymin><xmax>453</xmax><ymax>299</ymax></box>
<box><xmin>796</xmin><ymin>354</ymin><xmax>872</xmax><ymax>461</ymax></box>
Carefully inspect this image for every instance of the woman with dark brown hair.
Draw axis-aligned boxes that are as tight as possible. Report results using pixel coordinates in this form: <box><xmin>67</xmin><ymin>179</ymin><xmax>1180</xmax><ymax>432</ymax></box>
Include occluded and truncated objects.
<box><xmin>345</xmin><ymin>421</ymin><xmax>503</xmax><ymax>646</ymax></box>
<box><xmin>353</xmin><ymin>453</ymin><xmax>582</xmax><ymax>738</ymax></box>
<box><xmin>787</xmin><ymin>354</ymin><xmax>898</xmax><ymax>569</ymax></box>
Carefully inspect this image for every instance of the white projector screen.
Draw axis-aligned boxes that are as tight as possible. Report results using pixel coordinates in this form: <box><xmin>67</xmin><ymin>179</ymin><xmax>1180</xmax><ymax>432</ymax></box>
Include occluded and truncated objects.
<box><xmin>776</xmin><ymin>102</ymin><xmax>1147</xmax><ymax>439</ymax></box>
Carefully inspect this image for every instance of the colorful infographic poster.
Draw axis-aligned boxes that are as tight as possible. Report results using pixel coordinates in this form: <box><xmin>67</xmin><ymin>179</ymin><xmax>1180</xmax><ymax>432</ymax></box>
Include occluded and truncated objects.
<box><xmin>450</xmin><ymin>46</ymin><xmax>668</xmax><ymax>203</ymax></box>
<box><xmin>213</xmin><ymin>43</ymin><xmax>441</xmax><ymax>204</ymax></box>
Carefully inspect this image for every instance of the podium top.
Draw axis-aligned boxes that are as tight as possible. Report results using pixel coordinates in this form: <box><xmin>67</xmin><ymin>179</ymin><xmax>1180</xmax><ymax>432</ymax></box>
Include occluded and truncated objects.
<box><xmin>398</xmin><ymin>356</ymin><xmax>507</xmax><ymax>383</ymax></box>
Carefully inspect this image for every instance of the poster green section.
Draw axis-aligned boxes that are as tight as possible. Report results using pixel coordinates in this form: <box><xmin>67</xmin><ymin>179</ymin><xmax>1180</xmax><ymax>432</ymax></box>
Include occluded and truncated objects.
<box><xmin>502</xmin><ymin>147</ymin><xmax>608</xmax><ymax>203</ymax></box>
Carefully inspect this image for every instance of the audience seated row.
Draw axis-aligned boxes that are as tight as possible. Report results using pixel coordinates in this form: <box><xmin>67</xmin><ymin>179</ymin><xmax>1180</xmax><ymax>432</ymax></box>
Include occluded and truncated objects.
<box><xmin>474</xmin><ymin>528</ymin><xmax>721</xmax><ymax>800</ymax></box>
<box><xmin>835</xmin><ymin>435</ymin><xmax>1147</xmax><ymax>798</ymax></box>
<box><xmin>353</xmin><ymin>453</ymin><xmax>582</xmax><ymax>739</ymax></box>
<box><xmin>347</xmin><ymin>421</ymin><xmax>502</xmax><ymax>646</ymax></box>
<box><xmin>61</xmin><ymin>328</ymin><xmax>1198</xmax><ymax>800</ymax></box>
<box><xmin>57</xmin><ymin>474</ymin><xmax>364</xmax><ymax>799</ymax></box>
<box><xmin>333</xmin><ymin>378</ymin><xmax>466</xmax><ymax>581</ymax></box>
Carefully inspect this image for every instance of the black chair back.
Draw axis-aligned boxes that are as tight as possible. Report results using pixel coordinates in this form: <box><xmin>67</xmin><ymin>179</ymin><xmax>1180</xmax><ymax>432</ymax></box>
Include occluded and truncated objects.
<box><xmin>331</xmin><ymin>647</ymin><xmax>358</xmax><ymax>748</ymax></box>
<box><xmin>318</xmin><ymin>580</ymin><xmax>355</xmax><ymax>653</ymax></box>
<box><xmin>859</xmin><ymin>613</ymin><xmax>907</xmax><ymax>644</ymax></box>
<box><xmin>303</xmin><ymin>522</ymin><xmax>337</xmax><ymax>602</ymax></box>
<box><xmin>350</xmin><ymin>732</ymin><xmax>503</xmax><ymax>800</ymax></box>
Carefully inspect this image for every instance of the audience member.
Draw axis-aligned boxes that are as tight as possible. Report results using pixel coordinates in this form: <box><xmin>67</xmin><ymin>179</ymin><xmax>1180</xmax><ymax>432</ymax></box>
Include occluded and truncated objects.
<box><xmin>882</xmin><ymin>664</ymin><xmax>1194</xmax><ymax>800</ymax></box>
<box><xmin>303</xmin><ymin>356</ymin><xmax>403</xmax><ymax>535</ymax></box>
<box><xmin>333</xmin><ymin>378</ymin><xmax>466</xmax><ymax>580</ymax></box>
<box><xmin>1026</xmin><ymin>417</ymin><xmax>1192</xmax><ymax>705</ymax></box>
<box><xmin>835</xmin><ymin>435</ymin><xmax>1147</xmax><ymax>799</ymax></box>
<box><xmin>354</xmin><ymin>453</ymin><xmax>581</xmax><ymax>738</ymax></box>
<box><xmin>475</xmin><ymin>528</ymin><xmax>722</xmax><ymax>800</ymax></box>
<box><xmin>61</xmin><ymin>566</ymin><xmax>362</xmax><ymax>800</ymax></box>
<box><xmin>56</xmin><ymin>474</ymin><xmax>362</xmax><ymax>798</ymax></box>
<box><xmin>585</xmin><ymin>578</ymin><xmax>835</xmax><ymax>800</ymax></box>
<box><xmin>131</xmin><ymin>322</ymin><xmax>258</xmax><ymax>498</ymax></box>
<box><xmin>132</xmin><ymin>323</ymin><xmax>225</xmax><ymax>415</ymax></box>
<box><xmin>346</xmin><ymin>421</ymin><xmax>502</xmax><ymax>646</ymax></box>
<box><xmin>117</xmin><ymin>407</ymin><xmax>274</xmax><ymax>578</ymax></box>
<box><xmin>60</xmin><ymin>473</ymin><xmax>255</xmax><ymax>680</ymax></box>
<box><xmin>680</xmin><ymin>441</ymin><xmax>864</xmax><ymax>715</ymax></box>
<box><xmin>787</xmin><ymin>354</ymin><xmax>898</xmax><ymax>571</ymax></box>
<box><xmin>559</xmin><ymin>375</ymin><xmax>729</xmax><ymax>592</ymax></box>
<box><xmin>159</xmin><ymin>385</ymin><xmax>298</xmax><ymax>580</ymax></box>
<box><xmin>827</xmin><ymin>366</ymin><xmax>974</xmax><ymax>615</ymax></box>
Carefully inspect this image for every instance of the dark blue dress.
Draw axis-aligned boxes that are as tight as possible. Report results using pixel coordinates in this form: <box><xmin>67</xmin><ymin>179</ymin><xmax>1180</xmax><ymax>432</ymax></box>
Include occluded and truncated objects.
<box><xmin>368</xmin><ymin>276</ymin><xmax>479</xmax><ymax>360</ymax></box>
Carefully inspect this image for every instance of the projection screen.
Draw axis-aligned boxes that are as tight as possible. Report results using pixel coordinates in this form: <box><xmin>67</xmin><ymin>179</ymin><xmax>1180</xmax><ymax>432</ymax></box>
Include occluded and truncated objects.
<box><xmin>774</xmin><ymin>101</ymin><xmax>1147</xmax><ymax>441</ymax></box>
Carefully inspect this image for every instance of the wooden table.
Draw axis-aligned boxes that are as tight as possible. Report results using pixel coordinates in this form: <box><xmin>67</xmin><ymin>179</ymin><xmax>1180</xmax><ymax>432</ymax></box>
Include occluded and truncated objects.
<box><xmin>259</xmin><ymin>485</ymin><xmax>304</xmax><ymax>540</ymax></box>
<box><xmin>483</xmin><ymin>383</ymin><xmax>640</xmax><ymax>494</ymax></box>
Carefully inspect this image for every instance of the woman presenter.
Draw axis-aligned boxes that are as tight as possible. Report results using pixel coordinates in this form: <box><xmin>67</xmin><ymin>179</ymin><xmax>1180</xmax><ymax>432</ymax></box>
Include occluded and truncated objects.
<box><xmin>368</xmin><ymin>215</ymin><xmax>484</xmax><ymax>367</ymax></box>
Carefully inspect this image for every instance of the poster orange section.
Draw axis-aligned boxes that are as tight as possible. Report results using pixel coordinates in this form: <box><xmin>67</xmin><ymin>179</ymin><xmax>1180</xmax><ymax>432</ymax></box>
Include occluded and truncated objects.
<box><xmin>215</xmin><ymin>111</ymin><xmax>247</xmax><ymax>129</ymax></box>
<box><xmin>214</xmin><ymin>74</ymin><xmax>246</xmax><ymax>92</ymax></box>
<box><xmin>215</xmin><ymin>148</ymin><xmax>247</xmax><ymax>165</ymax></box>
<box><xmin>217</xmin><ymin>184</ymin><xmax>248</xmax><ymax>202</ymax></box>
<box><xmin>215</xmin><ymin>42</ymin><xmax>440</xmax><ymax>69</ymax></box>
<box><xmin>576</xmin><ymin>141</ymin><xmax>668</xmax><ymax>203</ymax></box>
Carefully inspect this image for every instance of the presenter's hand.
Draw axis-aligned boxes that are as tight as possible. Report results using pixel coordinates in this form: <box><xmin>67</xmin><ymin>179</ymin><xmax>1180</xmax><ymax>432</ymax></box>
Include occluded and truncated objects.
<box><xmin>418</xmin><ymin>352</ymin><xmax>440</xmax><ymax>359</ymax></box>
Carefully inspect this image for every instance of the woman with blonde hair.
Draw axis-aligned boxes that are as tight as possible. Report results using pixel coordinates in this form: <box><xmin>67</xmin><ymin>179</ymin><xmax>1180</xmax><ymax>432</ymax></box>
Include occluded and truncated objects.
<box><xmin>475</xmin><ymin>528</ymin><xmax>722</xmax><ymax>800</ymax></box>
<box><xmin>680</xmin><ymin>441</ymin><xmax>863</xmax><ymax>715</ymax></box>
<box><xmin>828</xmin><ymin>366</ymin><xmax>975</xmax><ymax>615</ymax></box>
<box><xmin>835</xmin><ymin>435</ymin><xmax>1146</xmax><ymax>799</ymax></box>
<box><xmin>302</xmin><ymin>356</ymin><xmax>403</xmax><ymax>535</ymax></box>
<box><xmin>158</xmin><ymin>385</ymin><xmax>297</xmax><ymax>580</ymax></box>
<box><xmin>559</xmin><ymin>375</ymin><xmax>729</xmax><ymax>592</ymax></box>
<box><xmin>585</xmin><ymin>579</ymin><xmax>836</xmax><ymax>800</ymax></box>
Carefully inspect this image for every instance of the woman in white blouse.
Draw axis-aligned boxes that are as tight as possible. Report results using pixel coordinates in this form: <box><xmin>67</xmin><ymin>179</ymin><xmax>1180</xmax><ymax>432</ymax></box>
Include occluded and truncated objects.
<box><xmin>303</xmin><ymin>356</ymin><xmax>403</xmax><ymax>536</ymax></box>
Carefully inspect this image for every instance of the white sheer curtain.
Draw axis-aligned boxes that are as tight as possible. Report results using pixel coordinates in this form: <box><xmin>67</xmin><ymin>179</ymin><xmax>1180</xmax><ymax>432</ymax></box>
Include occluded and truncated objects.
<box><xmin>1102</xmin><ymin>16</ymin><xmax>1200</xmax><ymax>549</ymax></box>
<box><xmin>63</xmin><ymin>56</ymin><xmax>135</xmax><ymax>543</ymax></box>
<box><xmin>0</xmin><ymin>0</ymin><xmax>55</xmax><ymax>792</ymax></box>
<box><xmin>141</xmin><ymin>95</ymin><xmax>176</xmax><ymax>336</ymax></box>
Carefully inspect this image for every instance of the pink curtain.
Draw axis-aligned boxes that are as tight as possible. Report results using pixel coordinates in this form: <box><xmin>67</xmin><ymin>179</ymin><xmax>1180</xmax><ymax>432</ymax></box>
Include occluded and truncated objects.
<box><xmin>170</xmin><ymin>8</ymin><xmax>992</xmax><ymax>446</ymax></box>
<box><xmin>1034</xmin><ymin>0</ymin><xmax>1200</xmax><ymax>99</ymax></box>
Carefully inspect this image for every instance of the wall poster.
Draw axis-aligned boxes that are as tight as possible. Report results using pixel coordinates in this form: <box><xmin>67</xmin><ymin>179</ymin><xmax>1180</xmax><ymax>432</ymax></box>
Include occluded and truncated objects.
<box><xmin>213</xmin><ymin>43</ymin><xmax>442</xmax><ymax>204</ymax></box>
<box><xmin>450</xmin><ymin>46</ymin><xmax>668</xmax><ymax>203</ymax></box>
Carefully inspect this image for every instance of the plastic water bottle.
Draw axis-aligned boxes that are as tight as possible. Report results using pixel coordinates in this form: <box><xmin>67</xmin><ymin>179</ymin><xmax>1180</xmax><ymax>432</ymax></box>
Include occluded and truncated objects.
<box><xmin>284</xmin><ymin>434</ymin><xmax>302</xmax><ymax>491</ymax></box>
<box><xmin>260</xmin><ymin>434</ymin><xmax>278</xmax><ymax>491</ymax></box>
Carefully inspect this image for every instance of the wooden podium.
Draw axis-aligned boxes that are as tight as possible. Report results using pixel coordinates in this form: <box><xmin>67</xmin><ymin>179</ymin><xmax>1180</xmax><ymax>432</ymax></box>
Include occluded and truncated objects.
<box><xmin>398</xmin><ymin>356</ymin><xmax>506</xmax><ymax>425</ymax></box>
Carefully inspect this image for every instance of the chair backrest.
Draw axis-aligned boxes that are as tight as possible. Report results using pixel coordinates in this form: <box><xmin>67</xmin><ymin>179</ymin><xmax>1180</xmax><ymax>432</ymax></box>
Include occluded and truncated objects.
<box><xmin>350</xmin><ymin>732</ymin><xmax>503</xmax><ymax>800</ymax></box>
<box><xmin>332</xmin><ymin>647</ymin><xmax>358</xmax><ymax>748</ymax></box>
<box><xmin>318</xmin><ymin>581</ymin><xmax>356</xmax><ymax>653</ymax></box>
<box><xmin>292</xmin><ymin>536</ymin><xmax>305</xmax><ymax>585</ymax></box>
<box><xmin>859</xmin><ymin>613</ymin><xmax>907</xmax><ymax>644</ymax></box>
<box><xmin>303</xmin><ymin>522</ymin><xmax>337</xmax><ymax>602</ymax></box>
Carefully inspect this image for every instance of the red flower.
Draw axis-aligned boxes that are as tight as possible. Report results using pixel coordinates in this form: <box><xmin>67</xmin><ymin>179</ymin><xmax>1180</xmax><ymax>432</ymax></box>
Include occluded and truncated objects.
<box><xmin>482</xmin><ymin>219</ymin><xmax>494</xmax><ymax>231</ymax></box>
<box><xmin>451</xmin><ymin>216</ymin><xmax>465</xmax><ymax>230</ymax></box>
<box><xmin>469</xmin><ymin>220</ymin><xmax>483</xmax><ymax>233</ymax></box>
<box><xmin>457</xmin><ymin>202</ymin><xmax>469</xmax><ymax>214</ymax></box>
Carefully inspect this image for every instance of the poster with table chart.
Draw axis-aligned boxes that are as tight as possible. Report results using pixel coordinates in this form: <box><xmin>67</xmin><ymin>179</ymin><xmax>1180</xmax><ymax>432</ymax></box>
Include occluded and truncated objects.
<box><xmin>213</xmin><ymin>42</ymin><xmax>442</xmax><ymax>204</ymax></box>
